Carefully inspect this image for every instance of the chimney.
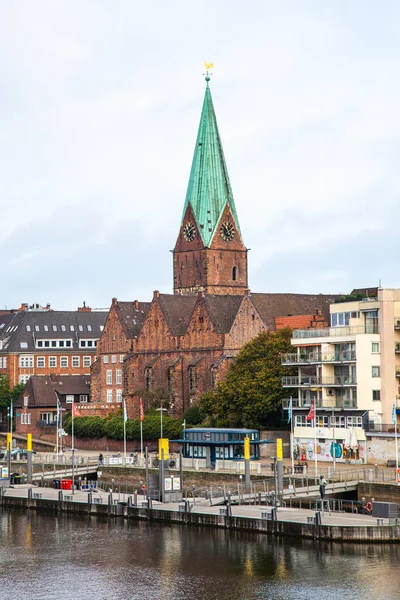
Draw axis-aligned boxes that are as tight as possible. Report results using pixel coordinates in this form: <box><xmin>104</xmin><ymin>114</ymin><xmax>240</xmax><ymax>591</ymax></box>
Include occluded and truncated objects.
<box><xmin>134</xmin><ymin>300</ymin><xmax>139</xmax><ymax>309</ymax></box>
<box><xmin>153</xmin><ymin>290</ymin><xmax>160</xmax><ymax>298</ymax></box>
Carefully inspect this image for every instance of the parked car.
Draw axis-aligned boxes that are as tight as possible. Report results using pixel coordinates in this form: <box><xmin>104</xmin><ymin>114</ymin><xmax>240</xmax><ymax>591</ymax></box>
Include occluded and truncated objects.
<box><xmin>10</xmin><ymin>448</ymin><xmax>36</xmax><ymax>459</ymax></box>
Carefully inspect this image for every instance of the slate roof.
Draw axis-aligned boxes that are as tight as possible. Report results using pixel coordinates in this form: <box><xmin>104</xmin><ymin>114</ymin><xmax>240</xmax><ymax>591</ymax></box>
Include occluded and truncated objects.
<box><xmin>251</xmin><ymin>293</ymin><xmax>339</xmax><ymax>331</ymax></box>
<box><xmin>15</xmin><ymin>375</ymin><xmax>90</xmax><ymax>408</ymax></box>
<box><xmin>157</xmin><ymin>295</ymin><xmax>198</xmax><ymax>336</ymax></box>
<box><xmin>0</xmin><ymin>310</ymin><xmax>107</xmax><ymax>353</ymax></box>
<box><xmin>204</xmin><ymin>295</ymin><xmax>244</xmax><ymax>333</ymax></box>
<box><xmin>116</xmin><ymin>301</ymin><xmax>151</xmax><ymax>339</ymax></box>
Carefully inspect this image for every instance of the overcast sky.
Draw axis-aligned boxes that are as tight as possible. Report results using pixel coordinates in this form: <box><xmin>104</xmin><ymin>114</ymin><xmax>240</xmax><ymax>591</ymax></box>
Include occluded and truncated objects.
<box><xmin>1</xmin><ymin>1</ymin><xmax>399</xmax><ymax>310</ymax></box>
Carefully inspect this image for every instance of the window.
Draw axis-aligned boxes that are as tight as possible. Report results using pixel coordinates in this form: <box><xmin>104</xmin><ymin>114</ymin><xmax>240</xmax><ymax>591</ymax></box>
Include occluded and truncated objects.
<box><xmin>107</xmin><ymin>390</ymin><xmax>113</xmax><ymax>403</ymax></box>
<box><xmin>145</xmin><ymin>367</ymin><xmax>153</xmax><ymax>392</ymax></box>
<box><xmin>232</xmin><ymin>266</ymin><xmax>237</xmax><ymax>281</ymax></box>
<box><xmin>103</xmin><ymin>356</ymin><xmax>109</xmax><ymax>364</ymax></box>
<box><xmin>116</xmin><ymin>370</ymin><xmax>122</xmax><ymax>385</ymax></box>
<box><xmin>295</xmin><ymin>415</ymin><xmax>312</xmax><ymax>427</ymax></box>
<box><xmin>87</xmin><ymin>325</ymin><xmax>92</xmax><ymax>332</ymax></box>
<box><xmin>61</xmin><ymin>325</ymin><xmax>66</xmax><ymax>331</ymax></box>
<box><xmin>119</xmin><ymin>355</ymin><xmax>124</xmax><ymax>363</ymax></box>
<box><xmin>0</xmin><ymin>357</ymin><xmax>6</xmax><ymax>369</ymax></box>
<box><xmin>44</xmin><ymin>325</ymin><xmax>49</xmax><ymax>332</ymax></box>
<box><xmin>373</xmin><ymin>390</ymin><xmax>381</xmax><ymax>401</ymax></box>
<box><xmin>72</xmin><ymin>356</ymin><xmax>80</xmax><ymax>368</ymax></box>
<box><xmin>20</xmin><ymin>342</ymin><xmax>28</xmax><ymax>349</ymax></box>
<box><xmin>347</xmin><ymin>416</ymin><xmax>363</xmax><ymax>428</ymax></box>
<box><xmin>116</xmin><ymin>389</ymin><xmax>122</xmax><ymax>403</ymax></box>
<box><xmin>21</xmin><ymin>413</ymin><xmax>31</xmax><ymax>425</ymax></box>
<box><xmin>189</xmin><ymin>366</ymin><xmax>197</xmax><ymax>395</ymax></box>
<box><xmin>79</xmin><ymin>395</ymin><xmax>88</xmax><ymax>403</ymax></box>
<box><xmin>372</xmin><ymin>366</ymin><xmax>380</xmax><ymax>377</ymax></box>
<box><xmin>61</xmin><ymin>357</ymin><xmax>68</xmax><ymax>368</ymax></box>
<box><xmin>53</xmin><ymin>325</ymin><xmax>57</xmax><ymax>331</ymax></box>
<box><xmin>51</xmin><ymin>340</ymin><xmax>57</xmax><ymax>347</ymax></box>
<box><xmin>111</xmin><ymin>355</ymin><xmax>117</xmax><ymax>363</ymax></box>
<box><xmin>37</xmin><ymin>357</ymin><xmax>45</xmax><ymax>368</ymax></box>
<box><xmin>66</xmin><ymin>395</ymin><xmax>74</xmax><ymax>404</ymax></box>
<box><xmin>332</xmin><ymin>416</ymin><xmax>346</xmax><ymax>428</ymax></box>
<box><xmin>59</xmin><ymin>341</ymin><xmax>65</xmax><ymax>348</ymax></box>
<box><xmin>35</xmin><ymin>325</ymin><xmax>40</xmax><ymax>332</ymax></box>
<box><xmin>36</xmin><ymin>340</ymin><xmax>43</xmax><ymax>348</ymax></box>
<box><xmin>106</xmin><ymin>370</ymin><xmax>112</xmax><ymax>385</ymax></box>
<box><xmin>65</xmin><ymin>341</ymin><xmax>72</xmax><ymax>347</ymax></box>
<box><xmin>44</xmin><ymin>341</ymin><xmax>50</xmax><ymax>348</ymax></box>
<box><xmin>83</xmin><ymin>356</ymin><xmax>91</xmax><ymax>367</ymax></box>
<box><xmin>80</xmin><ymin>340</ymin><xmax>86</xmax><ymax>347</ymax></box>
<box><xmin>371</xmin><ymin>342</ymin><xmax>380</xmax><ymax>353</ymax></box>
<box><xmin>19</xmin><ymin>356</ymin><xmax>33</xmax><ymax>368</ymax></box>
<box><xmin>70</xmin><ymin>325</ymin><xmax>75</xmax><ymax>331</ymax></box>
<box><xmin>26</xmin><ymin>325</ymin><xmax>31</xmax><ymax>332</ymax></box>
<box><xmin>167</xmin><ymin>367</ymin><xmax>174</xmax><ymax>393</ymax></box>
<box><xmin>49</xmin><ymin>356</ymin><xmax>57</xmax><ymax>368</ymax></box>
<box><xmin>79</xmin><ymin>325</ymin><xmax>83</xmax><ymax>331</ymax></box>
<box><xmin>315</xmin><ymin>415</ymin><xmax>329</xmax><ymax>428</ymax></box>
<box><xmin>211</xmin><ymin>366</ymin><xmax>218</xmax><ymax>390</ymax></box>
<box><xmin>19</xmin><ymin>375</ymin><xmax>30</xmax><ymax>384</ymax></box>
<box><xmin>24</xmin><ymin>396</ymin><xmax>29</xmax><ymax>407</ymax></box>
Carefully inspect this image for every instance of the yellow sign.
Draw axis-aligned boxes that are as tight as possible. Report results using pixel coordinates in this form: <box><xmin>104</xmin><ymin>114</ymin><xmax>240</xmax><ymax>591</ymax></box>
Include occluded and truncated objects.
<box><xmin>6</xmin><ymin>433</ymin><xmax>12</xmax><ymax>451</ymax></box>
<box><xmin>244</xmin><ymin>436</ymin><xmax>250</xmax><ymax>460</ymax></box>
<box><xmin>204</xmin><ymin>61</ymin><xmax>214</xmax><ymax>70</ymax></box>
<box><xmin>27</xmin><ymin>434</ymin><xmax>32</xmax><ymax>452</ymax></box>
<box><xmin>276</xmin><ymin>438</ymin><xmax>283</xmax><ymax>461</ymax></box>
<box><xmin>158</xmin><ymin>438</ymin><xmax>169</xmax><ymax>460</ymax></box>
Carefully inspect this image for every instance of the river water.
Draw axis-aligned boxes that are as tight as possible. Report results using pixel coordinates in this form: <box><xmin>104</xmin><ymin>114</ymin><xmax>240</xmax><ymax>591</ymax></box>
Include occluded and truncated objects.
<box><xmin>0</xmin><ymin>509</ymin><xmax>399</xmax><ymax>600</ymax></box>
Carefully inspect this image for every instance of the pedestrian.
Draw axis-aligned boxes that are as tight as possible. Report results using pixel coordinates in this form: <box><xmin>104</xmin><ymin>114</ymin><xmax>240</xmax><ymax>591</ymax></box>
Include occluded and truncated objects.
<box><xmin>319</xmin><ymin>475</ymin><xmax>327</xmax><ymax>500</ymax></box>
<box><xmin>98</xmin><ymin>453</ymin><xmax>103</xmax><ymax>465</ymax></box>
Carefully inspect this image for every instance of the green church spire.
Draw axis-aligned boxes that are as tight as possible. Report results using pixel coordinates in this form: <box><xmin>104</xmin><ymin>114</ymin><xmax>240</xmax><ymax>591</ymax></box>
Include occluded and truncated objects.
<box><xmin>181</xmin><ymin>77</ymin><xmax>242</xmax><ymax>247</ymax></box>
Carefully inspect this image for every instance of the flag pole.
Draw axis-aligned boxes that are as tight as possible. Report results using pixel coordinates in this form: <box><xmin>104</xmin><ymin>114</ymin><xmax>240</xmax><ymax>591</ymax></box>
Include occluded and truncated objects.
<box><xmin>288</xmin><ymin>396</ymin><xmax>294</xmax><ymax>474</ymax></box>
<box><xmin>71</xmin><ymin>400</ymin><xmax>75</xmax><ymax>495</ymax></box>
<box><xmin>123</xmin><ymin>399</ymin><xmax>127</xmax><ymax>464</ymax></box>
<box><xmin>140</xmin><ymin>398</ymin><xmax>144</xmax><ymax>467</ymax></box>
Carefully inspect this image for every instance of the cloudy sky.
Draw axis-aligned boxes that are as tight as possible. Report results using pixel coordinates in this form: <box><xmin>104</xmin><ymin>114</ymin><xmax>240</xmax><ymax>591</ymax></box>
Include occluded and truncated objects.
<box><xmin>1</xmin><ymin>1</ymin><xmax>399</xmax><ymax>310</ymax></box>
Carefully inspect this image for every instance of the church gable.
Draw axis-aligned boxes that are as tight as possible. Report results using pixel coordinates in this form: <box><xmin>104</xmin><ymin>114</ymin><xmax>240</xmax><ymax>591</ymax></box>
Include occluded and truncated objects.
<box><xmin>136</xmin><ymin>299</ymin><xmax>176</xmax><ymax>353</ymax></box>
<box><xmin>224</xmin><ymin>295</ymin><xmax>266</xmax><ymax>351</ymax></box>
<box><xmin>181</xmin><ymin>296</ymin><xmax>221</xmax><ymax>350</ymax></box>
<box><xmin>97</xmin><ymin>300</ymin><xmax>131</xmax><ymax>355</ymax></box>
<box><xmin>174</xmin><ymin>204</ymin><xmax>206</xmax><ymax>253</ymax></box>
<box><xmin>209</xmin><ymin>203</ymin><xmax>246</xmax><ymax>252</ymax></box>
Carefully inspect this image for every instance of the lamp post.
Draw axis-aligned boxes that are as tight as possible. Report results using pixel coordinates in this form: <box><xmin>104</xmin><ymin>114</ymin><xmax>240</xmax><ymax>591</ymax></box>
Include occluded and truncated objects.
<box><xmin>156</xmin><ymin>406</ymin><xmax>168</xmax><ymax>439</ymax></box>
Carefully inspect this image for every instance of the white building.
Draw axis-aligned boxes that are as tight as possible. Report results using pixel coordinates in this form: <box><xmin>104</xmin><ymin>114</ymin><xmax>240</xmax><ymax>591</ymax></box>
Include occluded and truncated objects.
<box><xmin>282</xmin><ymin>288</ymin><xmax>400</xmax><ymax>465</ymax></box>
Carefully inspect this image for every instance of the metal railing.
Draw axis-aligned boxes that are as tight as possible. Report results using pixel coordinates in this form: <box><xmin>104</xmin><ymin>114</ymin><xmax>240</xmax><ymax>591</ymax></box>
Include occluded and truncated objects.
<box><xmin>282</xmin><ymin>376</ymin><xmax>357</xmax><ymax>387</ymax></box>
<box><xmin>293</xmin><ymin>325</ymin><xmax>378</xmax><ymax>339</ymax></box>
<box><xmin>282</xmin><ymin>352</ymin><xmax>357</xmax><ymax>365</ymax></box>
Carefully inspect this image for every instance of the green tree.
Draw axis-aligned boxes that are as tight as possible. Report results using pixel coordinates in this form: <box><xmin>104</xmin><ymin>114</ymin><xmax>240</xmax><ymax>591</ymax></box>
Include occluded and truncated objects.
<box><xmin>0</xmin><ymin>376</ymin><xmax>24</xmax><ymax>414</ymax></box>
<box><xmin>199</xmin><ymin>329</ymin><xmax>295</xmax><ymax>429</ymax></box>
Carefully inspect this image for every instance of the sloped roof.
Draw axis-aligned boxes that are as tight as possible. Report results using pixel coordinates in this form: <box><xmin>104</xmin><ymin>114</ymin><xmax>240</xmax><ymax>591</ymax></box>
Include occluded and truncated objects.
<box><xmin>204</xmin><ymin>295</ymin><xmax>243</xmax><ymax>333</ymax></box>
<box><xmin>116</xmin><ymin>301</ymin><xmax>151</xmax><ymax>338</ymax></box>
<box><xmin>15</xmin><ymin>375</ymin><xmax>90</xmax><ymax>408</ymax></box>
<box><xmin>180</xmin><ymin>82</ymin><xmax>242</xmax><ymax>247</ymax></box>
<box><xmin>157</xmin><ymin>295</ymin><xmax>197</xmax><ymax>336</ymax></box>
<box><xmin>251</xmin><ymin>293</ymin><xmax>339</xmax><ymax>331</ymax></box>
<box><xmin>0</xmin><ymin>310</ymin><xmax>107</xmax><ymax>353</ymax></box>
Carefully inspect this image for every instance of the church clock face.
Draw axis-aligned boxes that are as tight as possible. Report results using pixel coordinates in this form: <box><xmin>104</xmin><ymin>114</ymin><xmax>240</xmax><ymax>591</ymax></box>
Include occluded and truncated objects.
<box><xmin>220</xmin><ymin>222</ymin><xmax>235</xmax><ymax>242</ymax></box>
<box><xmin>183</xmin><ymin>222</ymin><xmax>196</xmax><ymax>242</ymax></box>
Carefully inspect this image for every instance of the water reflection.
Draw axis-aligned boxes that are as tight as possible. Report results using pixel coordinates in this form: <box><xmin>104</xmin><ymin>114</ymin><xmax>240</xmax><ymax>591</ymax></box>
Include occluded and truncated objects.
<box><xmin>0</xmin><ymin>509</ymin><xmax>399</xmax><ymax>600</ymax></box>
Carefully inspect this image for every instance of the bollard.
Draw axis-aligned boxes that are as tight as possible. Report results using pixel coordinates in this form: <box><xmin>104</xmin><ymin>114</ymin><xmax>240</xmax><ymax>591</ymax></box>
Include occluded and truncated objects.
<box><xmin>87</xmin><ymin>492</ymin><xmax>92</xmax><ymax>513</ymax></box>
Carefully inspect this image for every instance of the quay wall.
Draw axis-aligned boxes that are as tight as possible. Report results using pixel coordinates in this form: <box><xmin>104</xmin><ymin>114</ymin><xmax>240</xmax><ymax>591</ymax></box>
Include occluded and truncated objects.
<box><xmin>358</xmin><ymin>482</ymin><xmax>400</xmax><ymax>504</ymax></box>
<box><xmin>1</xmin><ymin>493</ymin><xmax>399</xmax><ymax>543</ymax></box>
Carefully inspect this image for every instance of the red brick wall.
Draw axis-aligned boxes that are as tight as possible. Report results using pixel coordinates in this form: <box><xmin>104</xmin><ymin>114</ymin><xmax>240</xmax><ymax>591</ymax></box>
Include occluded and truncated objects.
<box><xmin>4</xmin><ymin>352</ymin><xmax>96</xmax><ymax>388</ymax></box>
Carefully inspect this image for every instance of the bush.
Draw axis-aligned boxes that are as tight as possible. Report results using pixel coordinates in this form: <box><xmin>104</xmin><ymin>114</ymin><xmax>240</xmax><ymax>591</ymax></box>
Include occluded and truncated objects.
<box><xmin>183</xmin><ymin>405</ymin><xmax>204</xmax><ymax>426</ymax></box>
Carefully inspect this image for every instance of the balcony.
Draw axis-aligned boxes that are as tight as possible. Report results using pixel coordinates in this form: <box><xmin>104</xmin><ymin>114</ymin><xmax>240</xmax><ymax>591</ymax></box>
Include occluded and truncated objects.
<box><xmin>396</xmin><ymin>343</ymin><xmax>400</xmax><ymax>354</ymax></box>
<box><xmin>293</xmin><ymin>325</ymin><xmax>378</xmax><ymax>339</ymax></box>
<box><xmin>282</xmin><ymin>376</ymin><xmax>357</xmax><ymax>387</ymax></box>
<box><xmin>281</xmin><ymin>352</ymin><xmax>356</xmax><ymax>365</ymax></box>
<box><xmin>395</xmin><ymin>319</ymin><xmax>400</xmax><ymax>330</ymax></box>
<box><xmin>281</xmin><ymin>398</ymin><xmax>357</xmax><ymax>410</ymax></box>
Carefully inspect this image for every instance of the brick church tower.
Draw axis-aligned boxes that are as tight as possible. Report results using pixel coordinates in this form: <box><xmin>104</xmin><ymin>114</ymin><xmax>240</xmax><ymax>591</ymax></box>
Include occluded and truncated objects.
<box><xmin>173</xmin><ymin>73</ymin><xmax>248</xmax><ymax>295</ymax></box>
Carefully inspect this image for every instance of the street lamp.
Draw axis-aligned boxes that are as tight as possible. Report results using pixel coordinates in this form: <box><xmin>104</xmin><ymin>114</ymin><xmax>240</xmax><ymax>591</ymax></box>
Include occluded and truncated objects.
<box><xmin>156</xmin><ymin>407</ymin><xmax>168</xmax><ymax>438</ymax></box>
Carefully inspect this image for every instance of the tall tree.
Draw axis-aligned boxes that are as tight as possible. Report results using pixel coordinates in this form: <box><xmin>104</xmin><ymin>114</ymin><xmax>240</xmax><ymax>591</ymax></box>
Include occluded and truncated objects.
<box><xmin>200</xmin><ymin>329</ymin><xmax>295</xmax><ymax>429</ymax></box>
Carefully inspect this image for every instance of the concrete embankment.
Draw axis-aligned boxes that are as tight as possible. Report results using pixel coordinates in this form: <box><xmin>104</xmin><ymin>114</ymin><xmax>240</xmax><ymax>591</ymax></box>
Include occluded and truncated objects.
<box><xmin>1</xmin><ymin>486</ymin><xmax>399</xmax><ymax>543</ymax></box>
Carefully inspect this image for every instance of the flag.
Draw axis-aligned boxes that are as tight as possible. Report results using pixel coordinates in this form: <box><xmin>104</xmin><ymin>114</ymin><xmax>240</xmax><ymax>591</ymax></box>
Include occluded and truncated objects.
<box><xmin>204</xmin><ymin>61</ymin><xmax>214</xmax><ymax>70</ymax></box>
<box><xmin>72</xmin><ymin>403</ymin><xmax>81</xmax><ymax>418</ymax></box>
<box><xmin>123</xmin><ymin>399</ymin><xmax>128</xmax><ymax>423</ymax></box>
<box><xmin>139</xmin><ymin>398</ymin><xmax>144</xmax><ymax>422</ymax></box>
<box><xmin>306</xmin><ymin>400</ymin><xmax>315</xmax><ymax>422</ymax></box>
<box><xmin>393</xmin><ymin>399</ymin><xmax>397</xmax><ymax>425</ymax></box>
<box><xmin>287</xmin><ymin>397</ymin><xmax>293</xmax><ymax>424</ymax></box>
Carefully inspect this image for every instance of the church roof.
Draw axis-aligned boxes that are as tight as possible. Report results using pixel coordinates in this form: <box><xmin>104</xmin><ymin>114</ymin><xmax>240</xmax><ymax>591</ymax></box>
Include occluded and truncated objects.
<box><xmin>116</xmin><ymin>301</ymin><xmax>151</xmax><ymax>339</ymax></box>
<box><xmin>157</xmin><ymin>295</ymin><xmax>198</xmax><ymax>336</ymax></box>
<box><xmin>250</xmin><ymin>293</ymin><xmax>339</xmax><ymax>331</ymax></box>
<box><xmin>204</xmin><ymin>295</ymin><xmax>243</xmax><ymax>333</ymax></box>
<box><xmin>181</xmin><ymin>81</ymin><xmax>241</xmax><ymax>247</ymax></box>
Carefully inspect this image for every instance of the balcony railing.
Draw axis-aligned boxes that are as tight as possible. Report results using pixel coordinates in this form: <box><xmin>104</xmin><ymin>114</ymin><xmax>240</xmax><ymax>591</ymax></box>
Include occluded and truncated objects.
<box><xmin>395</xmin><ymin>319</ymin><xmax>400</xmax><ymax>330</ymax></box>
<box><xmin>281</xmin><ymin>352</ymin><xmax>356</xmax><ymax>365</ymax></box>
<box><xmin>293</xmin><ymin>325</ymin><xmax>378</xmax><ymax>339</ymax></box>
<box><xmin>396</xmin><ymin>343</ymin><xmax>400</xmax><ymax>354</ymax></box>
<box><xmin>281</xmin><ymin>398</ymin><xmax>357</xmax><ymax>409</ymax></box>
<box><xmin>282</xmin><ymin>376</ymin><xmax>357</xmax><ymax>387</ymax></box>
<box><xmin>36</xmin><ymin>420</ymin><xmax>57</xmax><ymax>427</ymax></box>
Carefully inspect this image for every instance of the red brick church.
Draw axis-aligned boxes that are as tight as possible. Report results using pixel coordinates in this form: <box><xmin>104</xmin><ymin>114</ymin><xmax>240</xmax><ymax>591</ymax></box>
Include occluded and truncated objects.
<box><xmin>90</xmin><ymin>75</ymin><xmax>335</xmax><ymax>418</ymax></box>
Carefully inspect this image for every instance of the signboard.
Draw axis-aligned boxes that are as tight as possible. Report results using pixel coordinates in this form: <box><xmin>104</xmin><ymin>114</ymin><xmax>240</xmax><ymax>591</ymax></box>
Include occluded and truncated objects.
<box><xmin>1</xmin><ymin>467</ymin><xmax>9</xmax><ymax>479</ymax></box>
<box><xmin>173</xmin><ymin>477</ymin><xmax>181</xmax><ymax>491</ymax></box>
<box><xmin>164</xmin><ymin>477</ymin><xmax>172</xmax><ymax>491</ymax></box>
<box><xmin>276</xmin><ymin>438</ymin><xmax>283</xmax><ymax>461</ymax></box>
<box><xmin>158</xmin><ymin>438</ymin><xmax>169</xmax><ymax>460</ymax></box>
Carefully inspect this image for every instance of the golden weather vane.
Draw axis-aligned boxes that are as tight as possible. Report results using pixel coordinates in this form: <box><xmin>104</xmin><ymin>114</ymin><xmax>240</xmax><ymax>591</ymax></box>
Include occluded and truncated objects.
<box><xmin>203</xmin><ymin>62</ymin><xmax>214</xmax><ymax>84</ymax></box>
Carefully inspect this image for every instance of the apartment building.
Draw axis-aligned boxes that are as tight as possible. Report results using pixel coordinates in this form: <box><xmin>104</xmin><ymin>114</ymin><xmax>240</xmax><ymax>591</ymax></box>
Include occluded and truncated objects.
<box><xmin>0</xmin><ymin>305</ymin><xmax>107</xmax><ymax>387</ymax></box>
<box><xmin>281</xmin><ymin>288</ymin><xmax>400</xmax><ymax>464</ymax></box>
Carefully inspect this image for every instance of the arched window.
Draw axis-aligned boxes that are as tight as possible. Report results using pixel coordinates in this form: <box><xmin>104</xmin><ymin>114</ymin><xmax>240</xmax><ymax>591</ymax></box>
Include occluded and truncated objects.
<box><xmin>232</xmin><ymin>266</ymin><xmax>237</xmax><ymax>281</ymax></box>
<box><xmin>211</xmin><ymin>366</ymin><xmax>218</xmax><ymax>390</ymax></box>
<box><xmin>189</xmin><ymin>366</ymin><xmax>197</xmax><ymax>395</ymax></box>
<box><xmin>145</xmin><ymin>367</ymin><xmax>153</xmax><ymax>392</ymax></box>
<box><xmin>167</xmin><ymin>367</ymin><xmax>174</xmax><ymax>392</ymax></box>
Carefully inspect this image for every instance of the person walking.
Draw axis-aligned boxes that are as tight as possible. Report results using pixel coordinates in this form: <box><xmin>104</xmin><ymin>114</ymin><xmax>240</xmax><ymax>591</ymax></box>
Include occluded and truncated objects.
<box><xmin>98</xmin><ymin>453</ymin><xmax>104</xmax><ymax>466</ymax></box>
<box><xmin>319</xmin><ymin>474</ymin><xmax>327</xmax><ymax>500</ymax></box>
